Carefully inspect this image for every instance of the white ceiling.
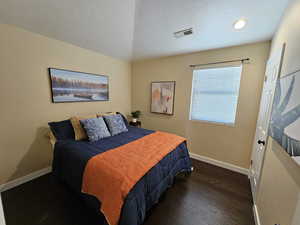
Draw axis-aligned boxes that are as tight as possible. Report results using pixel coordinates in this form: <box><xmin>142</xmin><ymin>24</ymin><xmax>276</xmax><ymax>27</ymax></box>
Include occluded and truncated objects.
<box><xmin>133</xmin><ymin>0</ymin><xmax>290</xmax><ymax>60</ymax></box>
<box><xmin>0</xmin><ymin>0</ymin><xmax>290</xmax><ymax>61</ymax></box>
<box><xmin>0</xmin><ymin>0</ymin><xmax>136</xmax><ymax>60</ymax></box>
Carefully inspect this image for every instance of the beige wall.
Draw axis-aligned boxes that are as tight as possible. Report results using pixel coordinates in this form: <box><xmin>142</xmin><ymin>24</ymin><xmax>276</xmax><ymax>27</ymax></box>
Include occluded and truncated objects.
<box><xmin>132</xmin><ymin>42</ymin><xmax>270</xmax><ymax>169</ymax></box>
<box><xmin>0</xmin><ymin>24</ymin><xmax>131</xmax><ymax>185</ymax></box>
<box><xmin>256</xmin><ymin>0</ymin><xmax>300</xmax><ymax>224</ymax></box>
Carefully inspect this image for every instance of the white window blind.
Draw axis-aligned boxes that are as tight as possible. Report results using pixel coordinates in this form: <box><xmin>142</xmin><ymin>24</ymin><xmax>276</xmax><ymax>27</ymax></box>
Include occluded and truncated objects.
<box><xmin>190</xmin><ymin>65</ymin><xmax>242</xmax><ymax>125</ymax></box>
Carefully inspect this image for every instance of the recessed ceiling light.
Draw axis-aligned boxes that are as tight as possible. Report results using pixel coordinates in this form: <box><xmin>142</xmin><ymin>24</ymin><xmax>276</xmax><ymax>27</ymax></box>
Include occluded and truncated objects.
<box><xmin>234</xmin><ymin>19</ymin><xmax>247</xmax><ymax>30</ymax></box>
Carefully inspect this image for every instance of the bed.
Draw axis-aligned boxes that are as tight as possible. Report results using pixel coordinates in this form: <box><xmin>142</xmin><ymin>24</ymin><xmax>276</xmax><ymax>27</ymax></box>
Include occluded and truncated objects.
<box><xmin>50</xmin><ymin>120</ymin><xmax>192</xmax><ymax>225</ymax></box>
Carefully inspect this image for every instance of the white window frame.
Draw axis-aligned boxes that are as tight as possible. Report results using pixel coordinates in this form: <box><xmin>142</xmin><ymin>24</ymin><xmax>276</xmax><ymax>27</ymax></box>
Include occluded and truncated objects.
<box><xmin>189</xmin><ymin>64</ymin><xmax>243</xmax><ymax>126</ymax></box>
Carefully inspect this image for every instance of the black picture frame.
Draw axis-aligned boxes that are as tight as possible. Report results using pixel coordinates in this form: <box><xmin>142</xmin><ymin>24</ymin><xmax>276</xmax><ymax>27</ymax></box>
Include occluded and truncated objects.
<box><xmin>48</xmin><ymin>68</ymin><xmax>109</xmax><ymax>103</ymax></box>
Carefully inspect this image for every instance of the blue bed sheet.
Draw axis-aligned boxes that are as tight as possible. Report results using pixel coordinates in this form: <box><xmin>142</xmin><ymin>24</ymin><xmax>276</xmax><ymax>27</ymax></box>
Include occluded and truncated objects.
<box><xmin>52</xmin><ymin>126</ymin><xmax>192</xmax><ymax>225</ymax></box>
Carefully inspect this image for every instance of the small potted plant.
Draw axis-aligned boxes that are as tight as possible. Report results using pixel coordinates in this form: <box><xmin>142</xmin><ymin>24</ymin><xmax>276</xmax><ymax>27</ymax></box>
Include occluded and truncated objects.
<box><xmin>131</xmin><ymin>110</ymin><xmax>141</xmax><ymax>123</ymax></box>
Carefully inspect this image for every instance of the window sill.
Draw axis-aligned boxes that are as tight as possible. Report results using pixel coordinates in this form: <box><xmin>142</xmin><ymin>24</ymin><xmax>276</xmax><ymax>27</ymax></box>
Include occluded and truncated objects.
<box><xmin>189</xmin><ymin>119</ymin><xmax>236</xmax><ymax>127</ymax></box>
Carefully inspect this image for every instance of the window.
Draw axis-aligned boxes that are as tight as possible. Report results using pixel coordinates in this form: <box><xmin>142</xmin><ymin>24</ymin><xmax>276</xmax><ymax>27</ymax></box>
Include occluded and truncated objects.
<box><xmin>190</xmin><ymin>65</ymin><xmax>242</xmax><ymax>125</ymax></box>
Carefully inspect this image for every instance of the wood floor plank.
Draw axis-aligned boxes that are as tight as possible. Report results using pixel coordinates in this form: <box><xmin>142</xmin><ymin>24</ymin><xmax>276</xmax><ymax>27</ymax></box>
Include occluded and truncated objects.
<box><xmin>2</xmin><ymin>159</ymin><xmax>254</xmax><ymax>225</ymax></box>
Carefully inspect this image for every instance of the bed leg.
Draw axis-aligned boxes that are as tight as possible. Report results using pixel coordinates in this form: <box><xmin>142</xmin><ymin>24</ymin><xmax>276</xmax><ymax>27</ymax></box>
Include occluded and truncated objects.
<box><xmin>184</xmin><ymin>167</ymin><xmax>194</xmax><ymax>177</ymax></box>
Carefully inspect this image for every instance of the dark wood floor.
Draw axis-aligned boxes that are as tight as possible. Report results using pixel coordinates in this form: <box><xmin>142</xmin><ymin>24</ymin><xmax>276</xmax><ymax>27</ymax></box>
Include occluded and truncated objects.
<box><xmin>1</xmin><ymin>160</ymin><xmax>254</xmax><ymax>225</ymax></box>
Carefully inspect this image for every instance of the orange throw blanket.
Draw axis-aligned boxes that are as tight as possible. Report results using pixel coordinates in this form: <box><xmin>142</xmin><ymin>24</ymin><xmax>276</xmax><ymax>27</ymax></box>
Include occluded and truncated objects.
<box><xmin>82</xmin><ymin>131</ymin><xmax>186</xmax><ymax>225</ymax></box>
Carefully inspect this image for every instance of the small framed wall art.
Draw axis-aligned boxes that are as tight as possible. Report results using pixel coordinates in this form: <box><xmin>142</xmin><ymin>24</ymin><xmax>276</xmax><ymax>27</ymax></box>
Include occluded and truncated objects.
<box><xmin>151</xmin><ymin>81</ymin><xmax>175</xmax><ymax>115</ymax></box>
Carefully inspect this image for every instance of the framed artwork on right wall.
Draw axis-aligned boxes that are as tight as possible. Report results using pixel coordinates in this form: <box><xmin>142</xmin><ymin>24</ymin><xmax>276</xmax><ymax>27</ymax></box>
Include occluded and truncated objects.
<box><xmin>269</xmin><ymin>70</ymin><xmax>300</xmax><ymax>165</ymax></box>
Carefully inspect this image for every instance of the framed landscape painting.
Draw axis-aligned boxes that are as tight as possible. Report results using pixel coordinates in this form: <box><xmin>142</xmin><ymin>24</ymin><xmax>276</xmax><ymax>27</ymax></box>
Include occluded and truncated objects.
<box><xmin>49</xmin><ymin>68</ymin><xmax>109</xmax><ymax>103</ymax></box>
<box><xmin>151</xmin><ymin>81</ymin><xmax>175</xmax><ymax>115</ymax></box>
<box><xmin>269</xmin><ymin>70</ymin><xmax>300</xmax><ymax>165</ymax></box>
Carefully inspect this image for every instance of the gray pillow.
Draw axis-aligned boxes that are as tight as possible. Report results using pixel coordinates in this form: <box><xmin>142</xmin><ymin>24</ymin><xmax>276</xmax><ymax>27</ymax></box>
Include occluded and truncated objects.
<box><xmin>104</xmin><ymin>114</ymin><xmax>128</xmax><ymax>136</ymax></box>
<box><xmin>80</xmin><ymin>117</ymin><xmax>111</xmax><ymax>142</ymax></box>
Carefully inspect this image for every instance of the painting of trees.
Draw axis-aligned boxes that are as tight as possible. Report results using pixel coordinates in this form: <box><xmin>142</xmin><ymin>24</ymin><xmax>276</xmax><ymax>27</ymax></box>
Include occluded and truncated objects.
<box><xmin>49</xmin><ymin>68</ymin><xmax>109</xmax><ymax>102</ymax></box>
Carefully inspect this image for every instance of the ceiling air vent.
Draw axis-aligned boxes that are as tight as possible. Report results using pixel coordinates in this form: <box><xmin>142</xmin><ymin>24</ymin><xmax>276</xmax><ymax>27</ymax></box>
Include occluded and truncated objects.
<box><xmin>174</xmin><ymin>28</ymin><xmax>193</xmax><ymax>38</ymax></box>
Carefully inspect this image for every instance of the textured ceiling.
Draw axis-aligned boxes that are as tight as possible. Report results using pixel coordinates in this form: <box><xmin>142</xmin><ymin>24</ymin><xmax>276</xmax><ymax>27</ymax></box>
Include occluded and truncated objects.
<box><xmin>0</xmin><ymin>0</ymin><xmax>290</xmax><ymax>61</ymax></box>
<box><xmin>0</xmin><ymin>0</ymin><xmax>136</xmax><ymax>60</ymax></box>
<box><xmin>132</xmin><ymin>0</ymin><xmax>290</xmax><ymax>60</ymax></box>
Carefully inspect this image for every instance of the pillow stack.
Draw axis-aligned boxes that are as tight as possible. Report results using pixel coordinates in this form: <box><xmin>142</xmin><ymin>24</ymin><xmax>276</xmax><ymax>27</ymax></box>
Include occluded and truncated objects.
<box><xmin>48</xmin><ymin>112</ymin><xmax>129</xmax><ymax>142</ymax></box>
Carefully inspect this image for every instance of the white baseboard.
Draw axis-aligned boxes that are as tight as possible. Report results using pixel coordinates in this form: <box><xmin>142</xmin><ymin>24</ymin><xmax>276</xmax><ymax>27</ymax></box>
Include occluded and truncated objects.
<box><xmin>189</xmin><ymin>153</ymin><xmax>249</xmax><ymax>175</ymax></box>
<box><xmin>253</xmin><ymin>204</ymin><xmax>261</xmax><ymax>225</ymax></box>
<box><xmin>0</xmin><ymin>167</ymin><xmax>52</xmax><ymax>193</ymax></box>
<box><xmin>0</xmin><ymin>194</ymin><xmax>5</xmax><ymax>225</ymax></box>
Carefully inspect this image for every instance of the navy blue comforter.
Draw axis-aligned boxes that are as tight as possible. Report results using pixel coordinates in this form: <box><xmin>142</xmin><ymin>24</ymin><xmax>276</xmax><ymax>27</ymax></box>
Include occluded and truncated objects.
<box><xmin>52</xmin><ymin>126</ymin><xmax>192</xmax><ymax>225</ymax></box>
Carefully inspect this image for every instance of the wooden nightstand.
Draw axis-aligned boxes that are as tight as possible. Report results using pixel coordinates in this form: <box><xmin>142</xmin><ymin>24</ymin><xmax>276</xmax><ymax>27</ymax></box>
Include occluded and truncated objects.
<box><xmin>129</xmin><ymin>121</ymin><xmax>141</xmax><ymax>127</ymax></box>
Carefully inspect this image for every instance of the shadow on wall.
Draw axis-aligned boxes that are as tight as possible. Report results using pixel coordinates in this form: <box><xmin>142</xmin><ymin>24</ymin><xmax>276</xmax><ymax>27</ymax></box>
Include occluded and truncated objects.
<box><xmin>141</xmin><ymin>112</ymin><xmax>188</xmax><ymax>138</ymax></box>
<box><xmin>8</xmin><ymin>127</ymin><xmax>52</xmax><ymax>182</ymax></box>
<box><xmin>143</xmin><ymin>112</ymin><xmax>175</xmax><ymax>120</ymax></box>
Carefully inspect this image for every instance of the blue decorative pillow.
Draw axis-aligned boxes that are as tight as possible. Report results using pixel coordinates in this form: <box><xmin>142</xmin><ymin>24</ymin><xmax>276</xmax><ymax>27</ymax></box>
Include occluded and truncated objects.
<box><xmin>80</xmin><ymin>117</ymin><xmax>111</xmax><ymax>142</ymax></box>
<box><xmin>104</xmin><ymin>114</ymin><xmax>128</xmax><ymax>136</ymax></box>
<box><xmin>116</xmin><ymin>112</ymin><xmax>129</xmax><ymax>127</ymax></box>
<box><xmin>48</xmin><ymin>119</ymin><xmax>75</xmax><ymax>140</ymax></box>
